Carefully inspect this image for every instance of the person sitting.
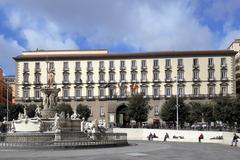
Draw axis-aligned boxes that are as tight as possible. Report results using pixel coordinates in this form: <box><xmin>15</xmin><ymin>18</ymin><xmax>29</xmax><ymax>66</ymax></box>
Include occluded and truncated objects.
<box><xmin>231</xmin><ymin>133</ymin><xmax>239</xmax><ymax>146</ymax></box>
<box><xmin>199</xmin><ymin>133</ymin><xmax>204</xmax><ymax>143</ymax></box>
<box><xmin>148</xmin><ymin>133</ymin><xmax>153</xmax><ymax>141</ymax></box>
<box><xmin>164</xmin><ymin>133</ymin><xmax>169</xmax><ymax>142</ymax></box>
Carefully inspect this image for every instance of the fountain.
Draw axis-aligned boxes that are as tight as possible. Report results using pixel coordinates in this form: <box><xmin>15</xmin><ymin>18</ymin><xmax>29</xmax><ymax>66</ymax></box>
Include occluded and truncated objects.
<box><xmin>0</xmin><ymin>64</ymin><xmax>127</xmax><ymax>149</ymax></box>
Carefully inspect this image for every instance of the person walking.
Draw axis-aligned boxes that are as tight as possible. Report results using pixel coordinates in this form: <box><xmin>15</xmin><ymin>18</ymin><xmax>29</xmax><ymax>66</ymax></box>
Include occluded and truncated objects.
<box><xmin>231</xmin><ymin>133</ymin><xmax>239</xmax><ymax>146</ymax></box>
<box><xmin>164</xmin><ymin>133</ymin><xmax>169</xmax><ymax>142</ymax></box>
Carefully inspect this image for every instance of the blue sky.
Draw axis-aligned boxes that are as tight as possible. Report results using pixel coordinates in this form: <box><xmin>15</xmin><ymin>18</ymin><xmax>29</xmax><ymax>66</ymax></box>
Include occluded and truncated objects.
<box><xmin>0</xmin><ymin>0</ymin><xmax>240</xmax><ymax>75</ymax></box>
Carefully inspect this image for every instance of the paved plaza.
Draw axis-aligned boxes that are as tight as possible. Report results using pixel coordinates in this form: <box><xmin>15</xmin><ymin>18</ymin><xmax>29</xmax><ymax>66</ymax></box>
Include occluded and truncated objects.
<box><xmin>0</xmin><ymin>141</ymin><xmax>239</xmax><ymax>160</ymax></box>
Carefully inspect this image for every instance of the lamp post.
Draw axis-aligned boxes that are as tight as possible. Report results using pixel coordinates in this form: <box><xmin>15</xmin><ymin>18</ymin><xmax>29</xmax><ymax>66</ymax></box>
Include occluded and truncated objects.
<box><xmin>176</xmin><ymin>76</ymin><xmax>179</xmax><ymax>130</ymax></box>
<box><xmin>6</xmin><ymin>80</ymin><xmax>9</xmax><ymax>122</ymax></box>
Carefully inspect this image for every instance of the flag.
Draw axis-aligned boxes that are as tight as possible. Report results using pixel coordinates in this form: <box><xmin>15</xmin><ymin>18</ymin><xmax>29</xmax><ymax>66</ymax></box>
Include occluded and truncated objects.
<box><xmin>131</xmin><ymin>83</ymin><xmax>138</xmax><ymax>92</ymax></box>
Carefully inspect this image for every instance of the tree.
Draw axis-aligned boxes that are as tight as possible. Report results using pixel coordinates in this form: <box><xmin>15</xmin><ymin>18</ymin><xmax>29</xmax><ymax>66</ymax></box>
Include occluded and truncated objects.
<box><xmin>26</xmin><ymin>104</ymin><xmax>37</xmax><ymax>118</ymax></box>
<box><xmin>54</xmin><ymin>103</ymin><xmax>73</xmax><ymax>117</ymax></box>
<box><xmin>212</xmin><ymin>96</ymin><xmax>236</xmax><ymax>128</ymax></box>
<box><xmin>76</xmin><ymin>104</ymin><xmax>91</xmax><ymax>120</ymax></box>
<box><xmin>127</xmin><ymin>93</ymin><xmax>152</xmax><ymax>127</ymax></box>
<box><xmin>0</xmin><ymin>103</ymin><xmax>24</xmax><ymax>121</ymax></box>
<box><xmin>187</xmin><ymin>102</ymin><xmax>214</xmax><ymax>125</ymax></box>
<box><xmin>160</xmin><ymin>97</ymin><xmax>189</xmax><ymax>128</ymax></box>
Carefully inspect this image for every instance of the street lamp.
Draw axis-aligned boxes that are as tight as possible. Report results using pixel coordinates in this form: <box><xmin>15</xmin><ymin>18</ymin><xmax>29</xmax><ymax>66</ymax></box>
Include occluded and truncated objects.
<box><xmin>6</xmin><ymin>80</ymin><xmax>9</xmax><ymax>122</ymax></box>
<box><xmin>175</xmin><ymin>76</ymin><xmax>179</xmax><ymax>130</ymax></box>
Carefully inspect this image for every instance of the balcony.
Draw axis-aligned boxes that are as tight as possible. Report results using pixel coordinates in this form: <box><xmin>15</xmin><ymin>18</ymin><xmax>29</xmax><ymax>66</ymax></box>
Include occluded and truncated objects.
<box><xmin>208</xmin><ymin>78</ymin><xmax>215</xmax><ymax>82</ymax></box>
<box><xmin>99</xmin><ymin>80</ymin><xmax>106</xmax><ymax>84</ymax></box>
<box><xmin>165</xmin><ymin>78</ymin><xmax>172</xmax><ymax>82</ymax></box>
<box><xmin>165</xmin><ymin>65</ymin><xmax>172</xmax><ymax>70</ymax></box>
<box><xmin>87</xmin><ymin>67</ymin><xmax>93</xmax><ymax>72</ymax></box>
<box><xmin>22</xmin><ymin>81</ymin><xmax>29</xmax><ymax>85</ymax></box>
<box><xmin>192</xmin><ymin>78</ymin><xmax>200</xmax><ymax>82</ymax></box>
<box><xmin>131</xmin><ymin>79</ymin><xmax>137</xmax><ymax>83</ymax></box>
<box><xmin>153</xmin><ymin>95</ymin><xmax>161</xmax><ymax>100</ymax></box>
<box><xmin>189</xmin><ymin>94</ymin><xmax>205</xmax><ymax>99</ymax></box>
<box><xmin>131</xmin><ymin>66</ymin><xmax>137</xmax><ymax>70</ymax></box>
<box><xmin>62</xmin><ymin>80</ymin><xmax>70</xmax><ymax>84</ymax></box>
<box><xmin>75</xmin><ymin>67</ymin><xmax>81</xmax><ymax>72</ymax></box>
<box><xmin>35</xmin><ymin>68</ymin><xmax>41</xmax><ymax>73</ymax></box>
<box><xmin>34</xmin><ymin>81</ymin><xmax>42</xmax><ymax>85</ymax></box>
<box><xmin>62</xmin><ymin>96</ymin><xmax>71</xmax><ymax>101</ymax></box>
<box><xmin>141</xmin><ymin>79</ymin><xmax>148</xmax><ymax>83</ymax></box>
<box><xmin>153</xmin><ymin>79</ymin><xmax>160</xmax><ymax>83</ymax></box>
<box><xmin>23</xmin><ymin>68</ymin><xmax>29</xmax><ymax>73</ymax></box>
<box><xmin>120</xmin><ymin>66</ymin><xmax>126</xmax><ymax>70</ymax></box>
<box><xmin>221</xmin><ymin>77</ymin><xmax>228</xmax><ymax>81</ymax></box>
<box><xmin>22</xmin><ymin>97</ymin><xmax>31</xmax><ymax>102</ymax></box>
<box><xmin>193</xmin><ymin>64</ymin><xmax>199</xmax><ymax>68</ymax></box>
<box><xmin>63</xmin><ymin>67</ymin><xmax>69</xmax><ymax>72</ymax></box>
<box><xmin>153</xmin><ymin>65</ymin><xmax>159</xmax><ymax>70</ymax></box>
<box><xmin>109</xmin><ymin>66</ymin><xmax>115</xmax><ymax>71</ymax></box>
<box><xmin>177</xmin><ymin>65</ymin><xmax>184</xmax><ymax>69</ymax></box>
<box><xmin>86</xmin><ymin>80</ymin><xmax>94</xmax><ymax>84</ymax></box>
<box><xmin>99</xmin><ymin>96</ymin><xmax>107</xmax><ymax>101</ymax></box>
<box><xmin>86</xmin><ymin>96</ymin><xmax>95</xmax><ymax>101</ymax></box>
<box><xmin>141</xmin><ymin>66</ymin><xmax>147</xmax><ymax>71</ymax></box>
<box><xmin>99</xmin><ymin>66</ymin><xmax>105</xmax><ymax>71</ymax></box>
<box><xmin>208</xmin><ymin>64</ymin><xmax>215</xmax><ymax>69</ymax></box>
<box><xmin>75</xmin><ymin>96</ymin><xmax>84</xmax><ymax>101</ymax></box>
<box><xmin>100</xmin><ymin>113</ymin><xmax>105</xmax><ymax>117</ymax></box>
<box><xmin>221</xmin><ymin>64</ymin><xmax>227</xmax><ymax>68</ymax></box>
<box><xmin>75</xmin><ymin>80</ymin><xmax>82</xmax><ymax>84</ymax></box>
<box><xmin>33</xmin><ymin>97</ymin><xmax>42</xmax><ymax>102</ymax></box>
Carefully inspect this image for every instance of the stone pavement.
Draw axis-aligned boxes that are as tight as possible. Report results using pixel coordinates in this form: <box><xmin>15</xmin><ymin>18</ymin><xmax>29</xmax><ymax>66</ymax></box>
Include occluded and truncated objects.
<box><xmin>0</xmin><ymin>141</ymin><xmax>239</xmax><ymax>160</ymax></box>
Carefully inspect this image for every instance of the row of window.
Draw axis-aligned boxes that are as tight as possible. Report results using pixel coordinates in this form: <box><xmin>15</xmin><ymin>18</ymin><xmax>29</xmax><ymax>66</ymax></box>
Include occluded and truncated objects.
<box><xmin>23</xmin><ymin>69</ymin><xmax>228</xmax><ymax>85</ymax></box>
<box><xmin>23</xmin><ymin>58</ymin><xmax>228</xmax><ymax>72</ymax></box>
<box><xmin>23</xmin><ymin>85</ymin><xmax>229</xmax><ymax>99</ymax></box>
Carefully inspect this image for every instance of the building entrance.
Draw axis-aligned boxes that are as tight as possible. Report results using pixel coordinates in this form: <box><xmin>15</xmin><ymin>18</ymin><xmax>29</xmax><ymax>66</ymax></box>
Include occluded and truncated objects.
<box><xmin>116</xmin><ymin>105</ymin><xmax>129</xmax><ymax>127</ymax></box>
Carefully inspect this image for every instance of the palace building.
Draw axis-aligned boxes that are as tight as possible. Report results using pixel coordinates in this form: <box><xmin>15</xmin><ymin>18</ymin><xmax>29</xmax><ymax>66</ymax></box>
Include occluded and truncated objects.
<box><xmin>13</xmin><ymin>49</ymin><xmax>236</xmax><ymax>127</ymax></box>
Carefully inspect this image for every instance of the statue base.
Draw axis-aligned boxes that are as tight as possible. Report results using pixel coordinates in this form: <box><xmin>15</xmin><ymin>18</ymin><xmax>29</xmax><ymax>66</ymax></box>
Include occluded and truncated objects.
<box><xmin>41</xmin><ymin>109</ymin><xmax>57</xmax><ymax>119</ymax></box>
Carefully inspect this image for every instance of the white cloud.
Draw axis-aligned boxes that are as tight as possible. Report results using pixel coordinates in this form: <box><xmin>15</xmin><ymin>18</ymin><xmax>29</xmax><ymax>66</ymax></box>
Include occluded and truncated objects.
<box><xmin>0</xmin><ymin>35</ymin><xmax>25</xmax><ymax>75</ymax></box>
<box><xmin>1</xmin><ymin>0</ymin><xmax>215</xmax><ymax>51</ymax></box>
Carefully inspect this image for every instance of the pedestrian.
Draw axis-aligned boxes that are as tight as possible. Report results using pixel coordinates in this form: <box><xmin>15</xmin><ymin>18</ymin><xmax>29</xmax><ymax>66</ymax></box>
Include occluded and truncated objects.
<box><xmin>231</xmin><ymin>133</ymin><xmax>239</xmax><ymax>146</ymax></box>
<box><xmin>148</xmin><ymin>133</ymin><xmax>153</xmax><ymax>141</ymax></box>
<box><xmin>164</xmin><ymin>132</ymin><xmax>169</xmax><ymax>142</ymax></box>
<box><xmin>198</xmin><ymin>133</ymin><xmax>204</xmax><ymax>143</ymax></box>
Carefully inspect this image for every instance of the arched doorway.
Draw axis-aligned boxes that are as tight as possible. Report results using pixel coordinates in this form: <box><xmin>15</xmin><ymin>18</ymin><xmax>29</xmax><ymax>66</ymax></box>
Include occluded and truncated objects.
<box><xmin>116</xmin><ymin>104</ymin><xmax>129</xmax><ymax>127</ymax></box>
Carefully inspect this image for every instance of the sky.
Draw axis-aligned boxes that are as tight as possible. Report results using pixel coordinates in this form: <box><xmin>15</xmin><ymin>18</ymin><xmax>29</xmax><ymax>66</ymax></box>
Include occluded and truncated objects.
<box><xmin>0</xmin><ymin>0</ymin><xmax>240</xmax><ymax>75</ymax></box>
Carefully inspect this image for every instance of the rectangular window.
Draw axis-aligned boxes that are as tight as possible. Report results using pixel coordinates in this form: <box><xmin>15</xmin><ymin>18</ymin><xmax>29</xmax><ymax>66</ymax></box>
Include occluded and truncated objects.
<box><xmin>165</xmin><ymin>71</ymin><xmax>171</xmax><ymax>80</ymax></box>
<box><xmin>120</xmin><ymin>61</ymin><xmax>125</xmax><ymax>68</ymax></box>
<box><xmin>99</xmin><ymin>88</ymin><xmax>105</xmax><ymax>97</ymax></box>
<box><xmin>75</xmin><ymin>73</ymin><xmax>81</xmax><ymax>82</ymax></box>
<box><xmin>165</xmin><ymin>87</ymin><xmax>171</xmax><ymax>97</ymax></box>
<box><xmin>100</xmin><ymin>73</ymin><xmax>105</xmax><ymax>81</ymax></box>
<box><xmin>75</xmin><ymin>88</ymin><xmax>81</xmax><ymax>98</ymax></box>
<box><xmin>131</xmin><ymin>72</ymin><xmax>137</xmax><ymax>81</ymax></box>
<box><xmin>23</xmin><ymin>74</ymin><xmax>29</xmax><ymax>83</ymax></box>
<box><xmin>141</xmin><ymin>72</ymin><xmax>147</xmax><ymax>81</ymax></box>
<box><xmin>178</xmin><ymin>59</ymin><xmax>183</xmax><ymax>67</ymax></box>
<box><xmin>23</xmin><ymin>90</ymin><xmax>29</xmax><ymax>98</ymax></box>
<box><xmin>87</xmin><ymin>61</ymin><xmax>93</xmax><ymax>70</ymax></box>
<box><xmin>87</xmin><ymin>88</ymin><xmax>93</xmax><ymax>97</ymax></box>
<box><xmin>221</xmin><ymin>70</ymin><xmax>227</xmax><ymax>80</ymax></box>
<box><xmin>141</xmin><ymin>87</ymin><xmax>148</xmax><ymax>96</ymax></box>
<box><xmin>35</xmin><ymin>90</ymin><xmax>40</xmax><ymax>98</ymax></box>
<box><xmin>221</xmin><ymin>58</ymin><xmax>226</xmax><ymax>66</ymax></box>
<box><xmin>63</xmin><ymin>74</ymin><xmax>69</xmax><ymax>82</ymax></box>
<box><xmin>100</xmin><ymin>106</ymin><xmax>104</xmax><ymax>116</ymax></box>
<box><xmin>99</xmin><ymin>61</ymin><xmax>104</xmax><ymax>69</ymax></box>
<box><xmin>63</xmin><ymin>62</ymin><xmax>68</xmax><ymax>69</ymax></box>
<box><xmin>154</xmin><ymin>106</ymin><xmax>160</xmax><ymax>115</ymax></box>
<box><xmin>178</xmin><ymin>87</ymin><xmax>184</xmax><ymax>96</ymax></box>
<box><xmin>87</xmin><ymin>73</ymin><xmax>93</xmax><ymax>82</ymax></box>
<box><xmin>24</xmin><ymin>63</ymin><xmax>29</xmax><ymax>71</ymax></box>
<box><xmin>193</xmin><ymin>87</ymin><xmax>199</xmax><ymax>96</ymax></box>
<box><xmin>208</xmin><ymin>70</ymin><xmax>214</xmax><ymax>80</ymax></box>
<box><xmin>109</xmin><ymin>72</ymin><xmax>115</xmax><ymax>81</ymax></box>
<box><xmin>63</xmin><ymin>89</ymin><xmax>69</xmax><ymax>98</ymax></box>
<box><xmin>193</xmin><ymin>58</ymin><xmax>198</xmax><ymax>66</ymax></box>
<box><xmin>49</xmin><ymin>62</ymin><xmax>54</xmax><ymax>70</ymax></box>
<box><xmin>132</xmin><ymin>60</ymin><xmax>136</xmax><ymax>68</ymax></box>
<box><xmin>35</xmin><ymin>74</ymin><xmax>40</xmax><ymax>83</ymax></box>
<box><xmin>221</xmin><ymin>86</ymin><xmax>227</xmax><ymax>96</ymax></box>
<box><xmin>153</xmin><ymin>72</ymin><xmax>159</xmax><ymax>81</ymax></box>
<box><xmin>153</xmin><ymin>60</ymin><xmax>159</xmax><ymax>67</ymax></box>
<box><xmin>120</xmin><ymin>72</ymin><xmax>126</xmax><ymax>81</ymax></box>
<box><xmin>76</xmin><ymin>62</ymin><xmax>81</xmax><ymax>70</ymax></box>
<box><xmin>208</xmin><ymin>86</ymin><xmax>215</xmax><ymax>96</ymax></box>
<box><xmin>35</xmin><ymin>62</ymin><xmax>40</xmax><ymax>70</ymax></box>
<box><xmin>141</xmin><ymin>60</ymin><xmax>146</xmax><ymax>68</ymax></box>
<box><xmin>166</xmin><ymin>59</ymin><xmax>171</xmax><ymax>68</ymax></box>
<box><xmin>208</xmin><ymin>58</ymin><xmax>213</xmax><ymax>66</ymax></box>
<box><xmin>193</xmin><ymin>70</ymin><xmax>199</xmax><ymax>80</ymax></box>
<box><xmin>153</xmin><ymin>87</ymin><xmax>159</xmax><ymax>96</ymax></box>
<box><xmin>120</xmin><ymin>87</ymin><xmax>126</xmax><ymax>97</ymax></box>
<box><xmin>177</xmin><ymin>71</ymin><xmax>184</xmax><ymax>81</ymax></box>
<box><xmin>109</xmin><ymin>61</ymin><xmax>114</xmax><ymax>69</ymax></box>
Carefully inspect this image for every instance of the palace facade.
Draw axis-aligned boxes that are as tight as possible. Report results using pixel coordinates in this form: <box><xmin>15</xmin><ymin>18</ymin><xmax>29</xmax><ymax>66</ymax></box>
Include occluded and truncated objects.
<box><xmin>14</xmin><ymin>49</ymin><xmax>236</xmax><ymax>127</ymax></box>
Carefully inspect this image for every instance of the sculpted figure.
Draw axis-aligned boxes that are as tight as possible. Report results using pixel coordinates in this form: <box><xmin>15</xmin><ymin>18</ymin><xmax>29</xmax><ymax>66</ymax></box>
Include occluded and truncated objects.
<box><xmin>47</xmin><ymin>71</ymin><xmax>54</xmax><ymax>88</ymax></box>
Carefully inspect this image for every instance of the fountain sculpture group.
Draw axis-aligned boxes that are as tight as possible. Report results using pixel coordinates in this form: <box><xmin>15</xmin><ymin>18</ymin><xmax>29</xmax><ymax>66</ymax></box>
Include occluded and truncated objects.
<box><xmin>0</xmin><ymin>65</ymin><xmax>127</xmax><ymax>149</ymax></box>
